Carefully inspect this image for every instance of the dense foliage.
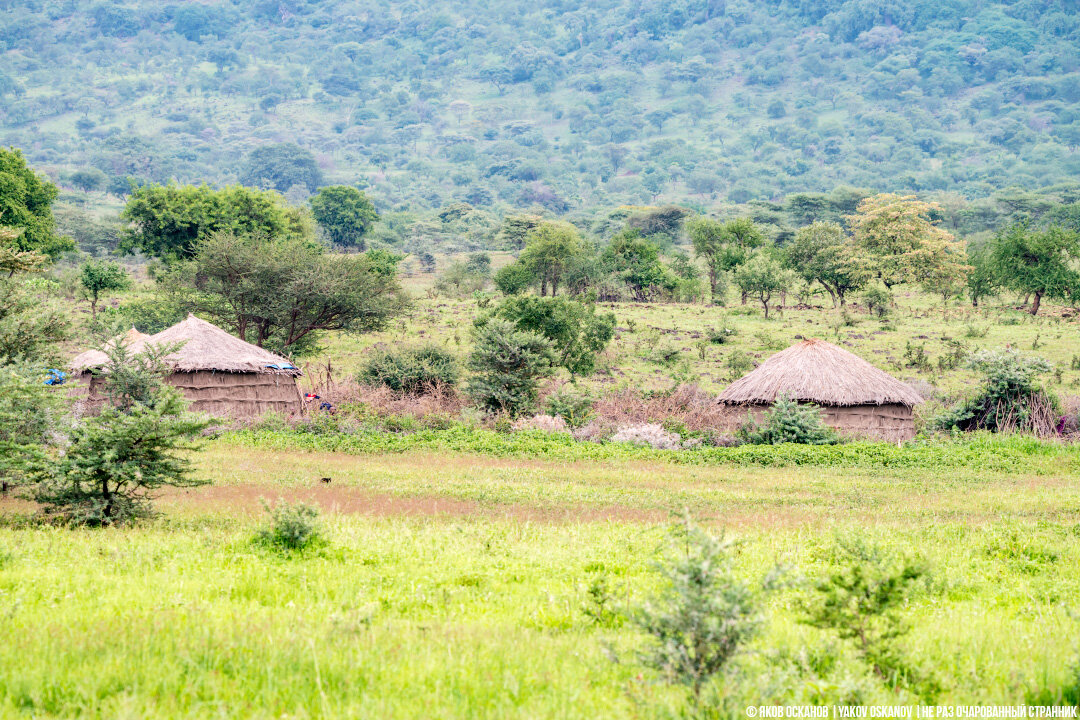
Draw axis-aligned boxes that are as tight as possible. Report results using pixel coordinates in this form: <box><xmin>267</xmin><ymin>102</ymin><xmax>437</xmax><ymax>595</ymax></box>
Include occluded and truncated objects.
<box><xmin>5</xmin><ymin>1</ymin><xmax>1079</xmax><ymax>219</ymax></box>
<box><xmin>358</xmin><ymin>343</ymin><xmax>460</xmax><ymax>394</ymax></box>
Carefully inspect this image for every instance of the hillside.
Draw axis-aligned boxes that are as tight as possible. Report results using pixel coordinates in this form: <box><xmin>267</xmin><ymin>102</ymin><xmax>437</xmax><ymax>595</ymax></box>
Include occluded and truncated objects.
<box><xmin>2</xmin><ymin>0</ymin><xmax>1079</xmax><ymax>217</ymax></box>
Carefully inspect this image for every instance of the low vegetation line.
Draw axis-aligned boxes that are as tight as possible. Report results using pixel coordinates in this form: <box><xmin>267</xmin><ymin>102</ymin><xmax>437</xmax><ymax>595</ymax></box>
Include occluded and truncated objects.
<box><xmin>218</xmin><ymin>427</ymin><xmax>1078</xmax><ymax>473</ymax></box>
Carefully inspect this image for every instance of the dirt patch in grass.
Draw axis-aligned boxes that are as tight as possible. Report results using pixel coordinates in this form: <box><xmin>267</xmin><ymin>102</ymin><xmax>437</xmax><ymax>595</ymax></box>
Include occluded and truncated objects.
<box><xmin>157</xmin><ymin>483</ymin><xmax>674</xmax><ymax>524</ymax></box>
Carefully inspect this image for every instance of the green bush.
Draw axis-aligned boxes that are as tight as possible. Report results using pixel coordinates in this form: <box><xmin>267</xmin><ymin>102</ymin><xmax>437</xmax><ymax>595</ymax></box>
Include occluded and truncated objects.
<box><xmin>493</xmin><ymin>262</ymin><xmax>533</xmax><ymax>295</ymax></box>
<box><xmin>466</xmin><ymin>319</ymin><xmax>554</xmax><ymax>416</ymax></box>
<box><xmin>737</xmin><ymin>396</ymin><xmax>839</xmax><ymax>445</ymax></box>
<box><xmin>861</xmin><ymin>285</ymin><xmax>891</xmax><ymax>318</ymax></box>
<box><xmin>357</xmin><ymin>344</ymin><xmax>459</xmax><ymax>394</ymax></box>
<box><xmin>256</xmin><ymin>500</ymin><xmax>322</xmax><ymax>551</ymax></box>
<box><xmin>932</xmin><ymin>349</ymin><xmax>1059</xmax><ymax>435</ymax></box>
<box><xmin>544</xmin><ymin>385</ymin><xmax>594</xmax><ymax>427</ymax></box>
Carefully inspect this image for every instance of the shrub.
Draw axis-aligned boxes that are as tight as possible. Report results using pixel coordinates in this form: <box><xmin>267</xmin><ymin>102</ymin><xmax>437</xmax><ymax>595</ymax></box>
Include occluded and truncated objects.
<box><xmin>358</xmin><ymin>344</ymin><xmax>459</xmax><ymax>394</ymax></box>
<box><xmin>611</xmin><ymin>423</ymin><xmax>683</xmax><ymax>450</ymax></box>
<box><xmin>800</xmin><ymin>536</ymin><xmax>929</xmax><ymax>687</ymax></box>
<box><xmin>486</xmin><ymin>294</ymin><xmax>616</xmax><ymax>377</ymax></box>
<box><xmin>544</xmin><ymin>384</ymin><xmax>595</xmax><ymax>427</ymax></box>
<box><xmin>724</xmin><ymin>350</ymin><xmax>755</xmax><ymax>378</ymax></box>
<box><xmin>861</xmin><ymin>285</ymin><xmax>891</xmax><ymax>318</ymax></box>
<box><xmin>493</xmin><ymin>262</ymin><xmax>533</xmax><ymax>295</ymax></box>
<box><xmin>466</xmin><ymin>319</ymin><xmax>554</xmax><ymax>416</ymax></box>
<box><xmin>511</xmin><ymin>414</ymin><xmax>568</xmax><ymax>433</ymax></box>
<box><xmin>256</xmin><ymin>500</ymin><xmax>322</xmax><ymax>551</ymax></box>
<box><xmin>737</xmin><ymin>396</ymin><xmax>839</xmax><ymax>445</ymax></box>
<box><xmin>932</xmin><ymin>349</ymin><xmax>1059</xmax><ymax>435</ymax></box>
<box><xmin>706</xmin><ymin>326</ymin><xmax>738</xmax><ymax>344</ymax></box>
<box><xmin>630</xmin><ymin>513</ymin><xmax>773</xmax><ymax>705</ymax></box>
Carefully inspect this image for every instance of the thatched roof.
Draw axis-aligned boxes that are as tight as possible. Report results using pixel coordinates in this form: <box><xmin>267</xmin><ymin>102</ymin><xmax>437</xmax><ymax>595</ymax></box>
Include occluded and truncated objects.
<box><xmin>71</xmin><ymin>315</ymin><xmax>301</xmax><ymax>376</ymax></box>
<box><xmin>70</xmin><ymin>327</ymin><xmax>151</xmax><ymax>373</ymax></box>
<box><xmin>717</xmin><ymin>339</ymin><xmax>923</xmax><ymax>407</ymax></box>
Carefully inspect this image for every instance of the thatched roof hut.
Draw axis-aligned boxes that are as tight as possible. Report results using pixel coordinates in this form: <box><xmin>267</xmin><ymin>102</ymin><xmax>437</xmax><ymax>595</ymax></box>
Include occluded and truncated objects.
<box><xmin>717</xmin><ymin>339</ymin><xmax>923</xmax><ymax>441</ymax></box>
<box><xmin>71</xmin><ymin>315</ymin><xmax>303</xmax><ymax>419</ymax></box>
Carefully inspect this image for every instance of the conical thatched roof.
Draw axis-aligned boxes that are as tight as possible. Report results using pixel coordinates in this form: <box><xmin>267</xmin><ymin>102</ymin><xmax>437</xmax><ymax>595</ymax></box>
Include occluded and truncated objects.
<box><xmin>717</xmin><ymin>339</ymin><xmax>923</xmax><ymax>407</ymax></box>
<box><xmin>71</xmin><ymin>315</ymin><xmax>300</xmax><ymax>376</ymax></box>
<box><xmin>70</xmin><ymin>327</ymin><xmax>151</xmax><ymax>373</ymax></box>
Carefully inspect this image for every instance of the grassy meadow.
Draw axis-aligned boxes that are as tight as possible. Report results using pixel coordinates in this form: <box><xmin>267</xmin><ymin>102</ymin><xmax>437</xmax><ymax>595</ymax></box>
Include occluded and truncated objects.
<box><xmin>3</xmin><ymin>436</ymin><xmax>1080</xmax><ymax>718</ymax></box>
<box><xmin>10</xmin><ymin>266</ymin><xmax>1080</xmax><ymax>717</ymax></box>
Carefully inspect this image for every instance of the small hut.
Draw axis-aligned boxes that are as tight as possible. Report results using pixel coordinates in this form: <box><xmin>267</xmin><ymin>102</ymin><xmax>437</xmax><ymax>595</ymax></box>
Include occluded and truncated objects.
<box><xmin>71</xmin><ymin>315</ymin><xmax>303</xmax><ymax>419</ymax></box>
<box><xmin>716</xmin><ymin>339</ymin><xmax>923</xmax><ymax>442</ymax></box>
<box><xmin>70</xmin><ymin>327</ymin><xmax>151</xmax><ymax>415</ymax></box>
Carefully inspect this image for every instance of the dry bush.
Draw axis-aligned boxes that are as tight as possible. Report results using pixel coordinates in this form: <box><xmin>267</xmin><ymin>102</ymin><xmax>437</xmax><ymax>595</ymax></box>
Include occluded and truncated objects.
<box><xmin>511</xmin><ymin>414</ymin><xmax>569</xmax><ymax>433</ymax></box>
<box><xmin>611</xmin><ymin>423</ymin><xmax>684</xmax><ymax>450</ymax></box>
<box><xmin>590</xmin><ymin>384</ymin><xmax>740</xmax><ymax>434</ymax></box>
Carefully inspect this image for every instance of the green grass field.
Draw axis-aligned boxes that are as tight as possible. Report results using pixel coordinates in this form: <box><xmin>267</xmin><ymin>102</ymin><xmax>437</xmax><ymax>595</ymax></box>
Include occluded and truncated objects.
<box><xmin>3</xmin><ymin>436</ymin><xmax>1079</xmax><ymax>718</ymax></box>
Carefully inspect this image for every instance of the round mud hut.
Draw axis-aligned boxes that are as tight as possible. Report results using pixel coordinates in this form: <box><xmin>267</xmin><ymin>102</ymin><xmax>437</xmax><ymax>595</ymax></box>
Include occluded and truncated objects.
<box><xmin>71</xmin><ymin>315</ymin><xmax>303</xmax><ymax>419</ymax></box>
<box><xmin>716</xmin><ymin>339</ymin><xmax>924</xmax><ymax>442</ymax></box>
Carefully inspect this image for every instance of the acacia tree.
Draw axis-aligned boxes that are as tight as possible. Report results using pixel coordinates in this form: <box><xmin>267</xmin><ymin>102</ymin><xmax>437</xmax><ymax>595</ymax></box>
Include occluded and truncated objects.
<box><xmin>518</xmin><ymin>221</ymin><xmax>584</xmax><ymax>296</ymax></box>
<box><xmin>990</xmin><ymin>221</ymin><xmax>1080</xmax><ymax>315</ymax></box>
<box><xmin>849</xmin><ymin>194</ymin><xmax>965</xmax><ymax>289</ymax></box>
<box><xmin>79</xmin><ymin>259</ymin><xmax>131</xmax><ymax>318</ymax></box>
<box><xmin>687</xmin><ymin>217</ymin><xmax>765</xmax><ymax>304</ymax></box>
<box><xmin>120</xmin><ymin>183</ymin><xmax>312</xmax><ymax>261</ymax></box>
<box><xmin>733</xmin><ymin>252</ymin><xmax>793</xmax><ymax>319</ymax></box>
<box><xmin>309</xmin><ymin>185</ymin><xmax>378</xmax><ymax>249</ymax></box>
<box><xmin>160</xmin><ymin>231</ymin><xmax>409</xmax><ymax>354</ymax></box>
<box><xmin>784</xmin><ymin>221</ymin><xmax>870</xmax><ymax>306</ymax></box>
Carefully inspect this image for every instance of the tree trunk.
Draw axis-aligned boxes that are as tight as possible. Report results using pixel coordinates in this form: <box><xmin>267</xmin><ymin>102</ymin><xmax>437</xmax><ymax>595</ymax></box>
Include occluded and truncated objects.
<box><xmin>101</xmin><ymin>478</ymin><xmax>113</xmax><ymax>522</ymax></box>
<box><xmin>740</xmin><ymin>290</ymin><xmax>748</xmax><ymax>305</ymax></box>
<box><xmin>90</xmin><ymin>296</ymin><xmax>98</xmax><ymax>319</ymax></box>
<box><xmin>1030</xmin><ymin>291</ymin><xmax>1042</xmax><ymax>316</ymax></box>
<box><xmin>762</xmin><ymin>299</ymin><xmax>770</xmax><ymax>319</ymax></box>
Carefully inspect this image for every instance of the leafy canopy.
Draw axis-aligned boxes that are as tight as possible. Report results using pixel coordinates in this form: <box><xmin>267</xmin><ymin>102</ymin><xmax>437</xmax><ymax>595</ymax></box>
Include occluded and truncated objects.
<box><xmin>310</xmin><ymin>185</ymin><xmax>378</xmax><ymax>249</ymax></box>
<box><xmin>120</xmin><ymin>183</ymin><xmax>313</xmax><ymax>261</ymax></box>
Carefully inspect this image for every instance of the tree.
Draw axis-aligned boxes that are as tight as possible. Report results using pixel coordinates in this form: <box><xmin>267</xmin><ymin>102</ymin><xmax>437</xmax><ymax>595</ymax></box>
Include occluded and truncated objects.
<box><xmin>0</xmin><ymin>365</ymin><xmax>64</xmax><ymax>493</ymax></box>
<box><xmin>0</xmin><ymin>147</ymin><xmax>74</xmax><ymax>260</ymax></box>
<box><xmin>687</xmin><ymin>217</ymin><xmax>765</xmax><ymax>305</ymax></box>
<box><xmin>601</xmin><ymin>229</ymin><xmax>677</xmax><ymax>301</ymax></box>
<box><xmin>69</xmin><ymin>168</ymin><xmax>107</xmax><ymax>193</ymax></box>
<box><xmin>784</xmin><ymin>221</ymin><xmax>870</xmax><ymax>306</ymax></box>
<box><xmin>686</xmin><ymin>217</ymin><xmax>726</xmax><ymax>302</ymax></box>
<box><xmin>309</xmin><ymin>185</ymin><xmax>378</xmax><ymax>249</ymax></box>
<box><xmin>241</xmin><ymin>143</ymin><xmax>324</xmax><ymax>193</ymax></box>
<box><xmin>848</xmin><ymin>194</ymin><xmax>965</xmax><ymax>289</ymax></box>
<box><xmin>160</xmin><ymin>231</ymin><xmax>409</xmax><ymax>354</ymax></box>
<box><xmin>80</xmin><ymin>259</ymin><xmax>131</xmax><ymax>319</ymax></box>
<box><xmin>733</xmin><ymin>252</ymin><xmax>792</xmax><ymax>318</ymax></box>
<box><xmin>30</xmin><ymin>342</ymin><xmax>211</xmax><ymax>525</ymax></box>
<box><xmin>120</xmin><ymin>183</ymin><xmax>312</xmax><ymax>261</ymax></box>
<box><xmin>519</xmin><ymin>221</ymin><xmax>584</xmax><ymax>296</ymax></box>
<box><xmin>990</xmin><ymin>221</ymin><xmax>1080</xmax><ymax>315</ymax></box>
<box><xmin>466</xmin><ymin>319</ymin><xmax>554</xmax><ymax>416</ymax></box>
<box><xmin>0</xmin><ymin>228</ymin><xmax>67</xmax><ymax>365</ymax></box>
<box><xmin>965</xmin><ymin>239</ymin><xmax>999</xmax><ymax>308</ymax></box>
<box><xmin>493</xmin><ymin>262</ymin><xmax>534</xmax><ymax>295</ymax></box>
<box><xmin>495</xmin><ymin>214</ymin><xmax>543</xmax><ymax>250</ymax></box>
<box><xmin>488</xmin><ymin>295</ymin><xmax>615</xmax><ymax>376</ymax></box>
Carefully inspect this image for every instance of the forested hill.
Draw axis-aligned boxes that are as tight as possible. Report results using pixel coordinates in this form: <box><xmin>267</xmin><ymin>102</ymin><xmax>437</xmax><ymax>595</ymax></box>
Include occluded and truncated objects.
<box><xmin>2</xmin><ymin>0</ymin><xmax>1079</xmax><ymax>215</ymax></box>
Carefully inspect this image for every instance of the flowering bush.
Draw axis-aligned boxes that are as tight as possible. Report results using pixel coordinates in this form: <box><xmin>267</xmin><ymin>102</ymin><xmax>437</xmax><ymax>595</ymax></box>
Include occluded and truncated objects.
<box><xmin>611</xmin><ymin>423</ymin><xmax>683</xmax><ymax>450</ymax></box>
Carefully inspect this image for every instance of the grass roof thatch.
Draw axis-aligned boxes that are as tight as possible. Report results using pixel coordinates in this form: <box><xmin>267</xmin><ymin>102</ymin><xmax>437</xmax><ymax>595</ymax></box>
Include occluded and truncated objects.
<box><xmin>71</xmin><ymin>315</ymin><xmax>301</xmax><ymax>376</ymax></box>
<box><xmin>70</xmin><ymin>327</ymin><xmax>151</xmax><ymax>374</ymax></box>
<box><xmin>717</xmin><ymin>339</ymin><xmax>923</xmax><ymax>407</ymax></box>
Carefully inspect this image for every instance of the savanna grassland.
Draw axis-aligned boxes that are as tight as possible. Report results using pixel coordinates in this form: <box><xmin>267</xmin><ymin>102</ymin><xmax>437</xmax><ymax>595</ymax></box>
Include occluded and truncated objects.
<box><xmin>2</xmin><ymin>435</ymin><xmax>1080</xmax><ymax>718</ymax></box>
